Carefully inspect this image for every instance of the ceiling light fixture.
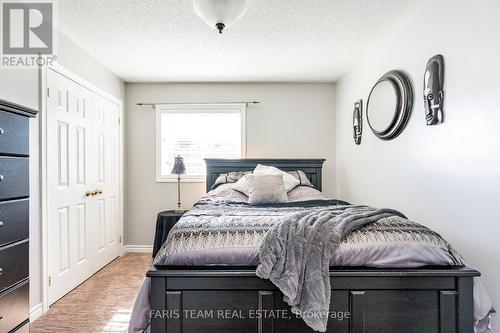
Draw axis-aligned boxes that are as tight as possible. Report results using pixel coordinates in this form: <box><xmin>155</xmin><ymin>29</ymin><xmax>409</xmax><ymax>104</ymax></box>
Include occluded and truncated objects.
<box><xmin>193</xmin><ymin>0</ymin><xmax>247</xmax><ymax>34</ymax></box>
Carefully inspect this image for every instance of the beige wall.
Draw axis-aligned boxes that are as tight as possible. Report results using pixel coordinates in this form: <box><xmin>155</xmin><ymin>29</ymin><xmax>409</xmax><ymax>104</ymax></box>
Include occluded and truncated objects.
<box><xmin>56</xmin><ymin>32</ymin><xmax>125</xmax><ymax>99</ymax></box>
<box><xmin>335</xmin><ymin>0</ymin><xmax>499</xmax><ymax>330</ymax></box>
<box><xmin>124</xmin><ymin>82</ymin><xmax>336</xmax><ymax>245</ymax></box>
<box><xmin>0</xmin><ymin>29</ymin><xmax>124</xmax><ymax>312</ymax></box>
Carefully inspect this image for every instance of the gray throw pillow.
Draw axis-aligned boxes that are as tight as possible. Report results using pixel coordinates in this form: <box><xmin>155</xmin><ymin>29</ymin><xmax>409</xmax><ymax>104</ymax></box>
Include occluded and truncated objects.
<box><xmin>211</xmin><ymin>171</ymin><xmax>251</xmax><ymax>190</ymax></box>
<box><xmin>287</xmin><ymin>170</ymin><xmax>314</xmax><ymax>187</ymax></box>
<box><xmin>247</xmin><ymin>175</ymin><xmax>289</xmax><ymax>205</ymax></box>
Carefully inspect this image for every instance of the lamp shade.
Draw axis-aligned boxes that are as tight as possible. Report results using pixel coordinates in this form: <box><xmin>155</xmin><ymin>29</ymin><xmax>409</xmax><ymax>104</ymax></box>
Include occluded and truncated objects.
<box><xmin>193</xmin><ymin>0</ymin><xmax>247</xmax><ymax>33</ymax></box>
<box><xmin>171</xmin><ymin>156</ymin><xmax>186</xmax><ymax>175</ymax></box>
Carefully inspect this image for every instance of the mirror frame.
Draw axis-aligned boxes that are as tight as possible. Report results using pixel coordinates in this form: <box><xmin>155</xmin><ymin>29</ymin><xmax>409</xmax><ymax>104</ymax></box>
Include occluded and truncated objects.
<box><xmin>366</xmin><ymin>70</ymin><xmax>413</xmax><ymax>140</ymax></box>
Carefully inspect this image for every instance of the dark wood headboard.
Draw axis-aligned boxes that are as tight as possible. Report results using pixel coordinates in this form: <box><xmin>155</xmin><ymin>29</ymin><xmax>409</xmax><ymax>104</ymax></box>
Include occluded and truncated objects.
<box><xmin>205</xmin><ymin>158</ymin><xmax>325</xmax><ymax>192</ymax></box>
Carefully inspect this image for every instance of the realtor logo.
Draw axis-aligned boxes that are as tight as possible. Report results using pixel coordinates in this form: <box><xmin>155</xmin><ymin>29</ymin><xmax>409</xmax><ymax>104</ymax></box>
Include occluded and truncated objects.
<box><xmin>1</xmin><ymin>0</ymin><xmax>56</xmax><ymax>67</ymax></box>
<box><xmin>2</xmin><ymin>1</ymin><xmax>53</xmax><ymax>54</ymax></box>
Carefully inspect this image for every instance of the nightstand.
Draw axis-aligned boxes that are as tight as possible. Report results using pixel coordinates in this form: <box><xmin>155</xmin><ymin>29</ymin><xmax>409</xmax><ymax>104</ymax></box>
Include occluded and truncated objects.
<box><xmin>152</xmin><ymin>210</ymin><xmax>187</xmax><ymax>258</ymax></box>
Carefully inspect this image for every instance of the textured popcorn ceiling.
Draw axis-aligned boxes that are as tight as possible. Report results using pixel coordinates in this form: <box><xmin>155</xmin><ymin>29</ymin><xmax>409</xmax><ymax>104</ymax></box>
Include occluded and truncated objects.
<box><xmin>57</xmin><ymin>0</ymin><xmax>420</xmax><ymax>82</ymax></box>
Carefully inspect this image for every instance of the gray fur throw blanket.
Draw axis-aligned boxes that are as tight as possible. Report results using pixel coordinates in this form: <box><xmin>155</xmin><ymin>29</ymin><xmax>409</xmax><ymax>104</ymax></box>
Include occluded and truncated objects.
<box><xmin>256</xmin><ymin>205</ymin><xmax>406</xmax><ymax>332</ymax></box>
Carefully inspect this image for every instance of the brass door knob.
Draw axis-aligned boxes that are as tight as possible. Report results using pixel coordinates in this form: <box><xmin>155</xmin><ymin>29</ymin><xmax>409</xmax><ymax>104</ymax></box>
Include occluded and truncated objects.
<box><xmin>86</xmin><ymin>189</ymin><xmax>103</xmax><ymax>197</ymax></box>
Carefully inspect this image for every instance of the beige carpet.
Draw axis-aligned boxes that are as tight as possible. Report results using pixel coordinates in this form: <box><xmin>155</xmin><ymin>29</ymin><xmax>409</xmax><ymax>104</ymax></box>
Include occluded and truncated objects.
<box><xmin>31</xmin><ymin>253</ymin><xmax>151</xmax><ymax>333</ymax></box>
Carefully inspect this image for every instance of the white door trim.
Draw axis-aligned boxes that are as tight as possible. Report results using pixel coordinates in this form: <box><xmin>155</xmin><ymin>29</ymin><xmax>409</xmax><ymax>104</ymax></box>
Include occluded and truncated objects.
<box><xmin>39</xmin><ymin>63</ymin><xmax>124</xmax><ymax>314</ymax></box>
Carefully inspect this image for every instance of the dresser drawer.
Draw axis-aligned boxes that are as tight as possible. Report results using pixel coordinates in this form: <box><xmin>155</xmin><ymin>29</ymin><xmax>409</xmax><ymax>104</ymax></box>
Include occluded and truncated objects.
<box><xmin>0</xmin><ymin>280</ymin><xmax>29</xmax><ymax>333</ymax></box>
<box><xmin>0</xmin><ymin>112</ymin><xmax>29</xmax><ymax>156</ymax></box>
<box><xmin>0</xmin><ymin>158</ymin><xmax>28</xmax><ymax>200</ymax></box>
<box><xmin>0</xmin><ymin>199</ymin><xmax>29</xmax><ymax>247</ymax></box>
<box><xmin>0</xmin><ymin>240</ymin><xmax>29</xmax><ymax>293</ymax></box>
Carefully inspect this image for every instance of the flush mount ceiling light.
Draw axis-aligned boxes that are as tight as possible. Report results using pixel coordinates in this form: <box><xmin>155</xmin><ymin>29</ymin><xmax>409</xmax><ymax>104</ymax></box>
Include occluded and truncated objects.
<box><xmin>193</xmin><ymin>0</ymin><xmax>247</xmax><ymax>34</ymax></box>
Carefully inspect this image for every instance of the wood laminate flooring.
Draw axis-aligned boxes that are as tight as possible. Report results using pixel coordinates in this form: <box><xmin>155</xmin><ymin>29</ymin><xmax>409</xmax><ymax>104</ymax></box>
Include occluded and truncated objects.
<box><xmin>31</xmin><ymin>253</ymin><xmax>151</xmax><ymax>333</ymax></box>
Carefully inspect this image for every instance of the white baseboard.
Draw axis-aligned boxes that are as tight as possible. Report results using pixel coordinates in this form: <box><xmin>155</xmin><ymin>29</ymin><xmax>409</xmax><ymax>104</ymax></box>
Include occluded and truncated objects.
<box><xmin>123</xmin><ymin>245</ymin><xmax>153</xmax><ymax>253</ymax></box>
<box><xmin>30</xmin><ymin>303</ymin><xmax>43</xmax><ymax>321</ymax></box>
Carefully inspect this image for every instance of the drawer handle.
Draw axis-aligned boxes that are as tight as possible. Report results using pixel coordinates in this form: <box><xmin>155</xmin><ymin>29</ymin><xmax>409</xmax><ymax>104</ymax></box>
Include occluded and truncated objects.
<box><xmin>0</xmin><ymin>221</ymin><xmax>3</xmax><ymax>227</ymax></box>
<box><xmin>0</xmin><ymin>267</ymin><xmax>3</xmax><ymax>275</ymax></box>
<box><xmin>0</xmin><ymin>175</ymin><xmax>3</xmax><ymax>181</ymax></box>
<box><xmin>0</xmin><ymin>128</ymin><xmax>4</xmax><ymax>135</ymax></box>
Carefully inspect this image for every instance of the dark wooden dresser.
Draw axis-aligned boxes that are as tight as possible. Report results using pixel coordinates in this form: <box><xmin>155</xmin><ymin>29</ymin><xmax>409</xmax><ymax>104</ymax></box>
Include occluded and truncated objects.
<box><xmin>0</xmin><ymin>99</ymin><xmax>37</xmax><ymax>333</ymax></box>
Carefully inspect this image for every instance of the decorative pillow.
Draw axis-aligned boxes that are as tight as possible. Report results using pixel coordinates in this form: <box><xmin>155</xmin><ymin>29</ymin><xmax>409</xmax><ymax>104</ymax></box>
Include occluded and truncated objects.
<box><xmin>211</xmin><ymin>171</ymin><xmax>251</xmax><ymax>190</ymax></box>
<box><xmin>232</xmin><ymin>173</ymin><xmax>252</xmax><ymax>196</ymax></box>
<box><xmin>253</xmin><ymin>164</ymin><xmax>300</xmax><ymax>192</ymax></box>
<box><xmin>287</xmin><ymin>170</ymin><xmax>314</xmax><ymax>187</ymax></box>
<box><xmin>247</xmin><ymin>175</ymin><xmax>289</xmax><ymax>205</ymax></box>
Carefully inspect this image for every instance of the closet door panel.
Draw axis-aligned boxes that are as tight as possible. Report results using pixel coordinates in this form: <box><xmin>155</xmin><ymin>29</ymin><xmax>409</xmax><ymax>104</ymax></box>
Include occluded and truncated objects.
<box><xmin>92</xmin><ymin>95</ymin><xmax>121</xmax><ymax>271</ymax></box>
<box><xmin>47</xmin><ymin>70</ymin><xmax>94</xmax><ymax>305</ymax></box>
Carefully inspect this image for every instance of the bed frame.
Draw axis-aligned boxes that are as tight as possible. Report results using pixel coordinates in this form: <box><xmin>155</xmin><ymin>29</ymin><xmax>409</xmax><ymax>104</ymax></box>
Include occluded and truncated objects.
<box><xmin>147</xmin><ymin>158</ymin><xmax>479</xmax><ymax>333</ymax></box>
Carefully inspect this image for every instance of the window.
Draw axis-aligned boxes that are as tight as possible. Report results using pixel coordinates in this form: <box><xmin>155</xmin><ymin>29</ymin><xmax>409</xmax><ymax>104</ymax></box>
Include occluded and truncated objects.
<box><xmin>156</xmin><ymin>103</ymin><xmax>246</xmax><ymax>182</ymax></box>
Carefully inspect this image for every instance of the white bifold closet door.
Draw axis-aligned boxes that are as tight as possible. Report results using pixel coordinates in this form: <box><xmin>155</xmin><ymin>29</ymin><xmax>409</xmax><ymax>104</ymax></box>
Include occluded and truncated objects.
<box><xmin>46</xmin><ymin>68</ymin><xmax>122</xmax><ymax>305</ymax></box>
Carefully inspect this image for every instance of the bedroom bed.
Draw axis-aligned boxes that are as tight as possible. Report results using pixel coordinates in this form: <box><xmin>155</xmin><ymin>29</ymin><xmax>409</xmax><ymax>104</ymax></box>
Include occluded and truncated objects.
<box><xmin>135</xmin><ymin>158</ymin><xmax>490</xmax><ymax>333</ymax></box>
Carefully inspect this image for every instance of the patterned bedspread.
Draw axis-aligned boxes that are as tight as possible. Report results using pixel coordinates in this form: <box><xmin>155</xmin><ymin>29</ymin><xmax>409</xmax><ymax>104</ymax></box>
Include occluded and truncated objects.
<box><xmin>153</xmin><ymin>198</ymin><xmax>464</xmax><ymax>267</ymax></box>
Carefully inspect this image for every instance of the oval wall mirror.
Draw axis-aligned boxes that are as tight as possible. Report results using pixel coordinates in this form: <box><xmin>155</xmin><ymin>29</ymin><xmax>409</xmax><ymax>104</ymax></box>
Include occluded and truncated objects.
<box><xmin>366</xmin><ymin>70</ymin><xmax>413</xmax><ymax>140</ymax></box>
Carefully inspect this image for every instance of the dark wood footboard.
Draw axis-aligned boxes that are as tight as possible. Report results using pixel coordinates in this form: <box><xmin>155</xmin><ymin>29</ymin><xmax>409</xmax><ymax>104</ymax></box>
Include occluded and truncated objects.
<box><xmin>147</xmin><ymin>267</ymin><xmax>479</xmax><ymax>333</ymax></box>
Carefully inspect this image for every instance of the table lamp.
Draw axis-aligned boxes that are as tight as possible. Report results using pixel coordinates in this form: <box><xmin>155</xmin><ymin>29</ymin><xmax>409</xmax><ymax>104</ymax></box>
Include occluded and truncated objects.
<box><xmin>171</xmin><ymin>156</ymin><xmax>186</xmax><ymax>212</ymax></box>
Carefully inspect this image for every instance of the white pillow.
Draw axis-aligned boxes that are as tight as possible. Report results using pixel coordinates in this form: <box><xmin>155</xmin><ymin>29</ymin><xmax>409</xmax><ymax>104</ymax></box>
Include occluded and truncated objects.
<box><xmin>253</xmin><ymin>164</ymin><xmax>300</xmax><ymax>192</ymax></box>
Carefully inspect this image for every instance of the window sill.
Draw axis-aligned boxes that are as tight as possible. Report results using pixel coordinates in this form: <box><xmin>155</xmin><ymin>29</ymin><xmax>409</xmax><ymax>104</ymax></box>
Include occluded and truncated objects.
<box><xmin>156</xmin><ymin>176</ymin><xmax>206</xmax><ymax>183</ymax></box>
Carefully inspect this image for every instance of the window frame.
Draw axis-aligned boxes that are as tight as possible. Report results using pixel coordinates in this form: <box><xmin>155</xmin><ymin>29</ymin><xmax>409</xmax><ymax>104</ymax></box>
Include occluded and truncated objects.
<box><xmin>155</xmin><ymin>103</ymin><xmax>247</xmax><ymax>183</ymax></box>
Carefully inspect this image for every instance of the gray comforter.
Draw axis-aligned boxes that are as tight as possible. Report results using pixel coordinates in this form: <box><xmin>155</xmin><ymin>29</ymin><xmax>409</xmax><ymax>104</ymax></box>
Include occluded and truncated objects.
<box><xmin>256</xmin><ymin>206</ymin><xmax>406</xmax><ymax>332</ymax></box>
